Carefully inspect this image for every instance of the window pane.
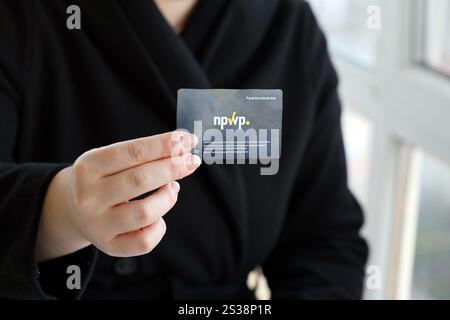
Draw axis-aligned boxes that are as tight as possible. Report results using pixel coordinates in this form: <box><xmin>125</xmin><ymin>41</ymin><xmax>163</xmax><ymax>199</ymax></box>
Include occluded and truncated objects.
<box><xmin>341</xmin><ymin>109</ymin><xmax>374</xmax><ymax>210</ymax></box>
<box><xmin>421</xmin><ymin>0</ymin><xmax>450</xmax><ymax>76</ymax></box>
<box><xmin>308</xmin><ymin>0</ymin><xmax>381</xmax><ymax>68</ymax></box>
<box><xmin>411</xmin><ymin>153</ymin><xmax>450</xmax><ymax>299</ymax></box>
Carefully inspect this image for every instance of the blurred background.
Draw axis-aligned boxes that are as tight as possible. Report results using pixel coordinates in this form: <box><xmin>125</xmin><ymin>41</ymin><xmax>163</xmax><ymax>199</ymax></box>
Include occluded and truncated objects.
<box><xmin>309</xmin><ymin>0</ymin><xmax>450</xmax><ymax>300</ymax></box>
<box><xmin>249</xmin><ymin>0</ymin><xmax>450</xmax><ymax>300</ymax></box>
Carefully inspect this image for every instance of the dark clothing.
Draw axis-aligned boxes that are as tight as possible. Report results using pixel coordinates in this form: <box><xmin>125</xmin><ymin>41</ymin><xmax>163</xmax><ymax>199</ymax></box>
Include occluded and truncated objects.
<box><xmin>0</xmin><ymin>0</ymin><xmax>368</xmax><ymax>299</ymax></box>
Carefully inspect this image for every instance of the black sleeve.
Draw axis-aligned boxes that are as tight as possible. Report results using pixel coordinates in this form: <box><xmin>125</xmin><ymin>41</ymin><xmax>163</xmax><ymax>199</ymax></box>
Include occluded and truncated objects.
<box><xmin>0</xmin><ymin>1</ymin><xmax>97</xmax><ymax>300</ymax></box>
<box><xmin>263</xmin><ymin>3</ymin><xmax>369</xmax><ymax>300</ymax></box>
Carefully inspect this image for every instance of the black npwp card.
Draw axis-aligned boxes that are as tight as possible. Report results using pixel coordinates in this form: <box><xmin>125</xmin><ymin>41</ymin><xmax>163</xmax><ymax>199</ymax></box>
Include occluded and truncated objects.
<box><xmin>177</xmin><ymin>89</ymin><xmax>283</xmax><ymax>164</ymax></box>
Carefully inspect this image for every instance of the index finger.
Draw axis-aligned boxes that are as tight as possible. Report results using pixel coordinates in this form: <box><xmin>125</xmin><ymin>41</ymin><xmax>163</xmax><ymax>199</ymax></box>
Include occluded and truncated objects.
<box><xmin>80</xmin><ymin>131</ymin><xmax>197</xmax><ymax>177</ymax></box>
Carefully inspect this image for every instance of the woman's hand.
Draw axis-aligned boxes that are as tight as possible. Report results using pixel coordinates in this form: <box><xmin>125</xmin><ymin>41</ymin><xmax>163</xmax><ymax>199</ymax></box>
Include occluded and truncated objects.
<box><xmin>36</xmin><ymin>131</ymin><xmax>200</xmax><ymax>262</ymax></box>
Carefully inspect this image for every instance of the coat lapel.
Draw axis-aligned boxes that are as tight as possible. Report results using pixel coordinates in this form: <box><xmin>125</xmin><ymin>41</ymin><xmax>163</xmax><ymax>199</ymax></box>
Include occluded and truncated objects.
<box><xmin>77</xmin><ymin>0</ymin><xmax>175</xmax><ymax>123</ymax></box>
<box><xmin>116</xmin><ymin>0</ymin><xmax>252</xmax><ymax>261</ymax></box>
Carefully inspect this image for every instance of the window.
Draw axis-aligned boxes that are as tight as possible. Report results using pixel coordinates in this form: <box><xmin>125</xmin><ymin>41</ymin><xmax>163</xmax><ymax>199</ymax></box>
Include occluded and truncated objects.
<box><xmin>308</xmin><ymin>0</ymin><xmax>450</xmax><ymax>300</ymax></box>
<box><xmin>411</xmin><ymin>153</ymin><xmax>450</xmax><ymax>299</ymax></box>
<box><xmin>420</xmin><ymin>0</ymin><xmax>450</xmax><ymax>76</ymax></box>
<box><xmin>342</xmin><ymin>109</ymin><xmax>373</xmax><ymax>211</ymax></box>
<box><xmin>308</xmin><ymin>0</ymin><xmax>381</xmax><ymax>68</ymax></box>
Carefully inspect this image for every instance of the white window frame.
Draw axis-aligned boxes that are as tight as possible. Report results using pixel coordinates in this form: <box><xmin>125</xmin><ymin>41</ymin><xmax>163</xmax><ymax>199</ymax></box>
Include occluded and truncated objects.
<box><xmin>324</xmin><ymin>0</ymin><xmax>450</xmax><ymax>299</ymax></box>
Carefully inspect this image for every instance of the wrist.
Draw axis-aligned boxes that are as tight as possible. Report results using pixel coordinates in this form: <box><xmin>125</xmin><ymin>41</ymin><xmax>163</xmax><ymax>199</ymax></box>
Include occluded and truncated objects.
<box><xmin>36</xmin><ymin>168</ymin><xmax>90</xmax><ymax>262</ymax></box>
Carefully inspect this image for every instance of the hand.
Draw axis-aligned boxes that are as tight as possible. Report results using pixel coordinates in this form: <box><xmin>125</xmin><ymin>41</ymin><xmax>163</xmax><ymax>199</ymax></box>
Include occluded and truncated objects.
<box><xmin>36</xmin><ymin>131</ymin><xmax>200</xmax><ymax>262</ymax></box>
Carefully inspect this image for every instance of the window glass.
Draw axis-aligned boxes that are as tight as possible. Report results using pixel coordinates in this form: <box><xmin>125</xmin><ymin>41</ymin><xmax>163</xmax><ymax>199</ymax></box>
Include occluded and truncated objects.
<box><xmin>421</xmin><ymin>0</ymin><xmax>450</xmax><ymax>77</ymax></box>
<box><xmin>308</xmin><ymin>0</ymin><xmax>381</xmax><ymax>68</ymax></box>
<box><xmin>411</xmin><ymin>153</ymin><xmax>450</xmax><ymax>299</ymax></box>
<box><xmin>341</xmin><ymin>109</ymin><xmax>374</xmax><ymax>210</ymax></box>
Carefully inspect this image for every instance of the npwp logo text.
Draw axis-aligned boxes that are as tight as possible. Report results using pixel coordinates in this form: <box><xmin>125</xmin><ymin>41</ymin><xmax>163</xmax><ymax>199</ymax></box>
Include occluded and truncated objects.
<box><xmin>213</xmin><ymin>112</ymin><xmax>251</xmax><ymax>130</ymax></box>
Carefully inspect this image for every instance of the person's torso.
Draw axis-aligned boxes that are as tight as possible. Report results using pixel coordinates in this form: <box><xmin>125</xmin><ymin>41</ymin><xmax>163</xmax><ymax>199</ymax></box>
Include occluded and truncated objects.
<box><xmin>16</xmin><ymin>0</ymin><xmax>316</xmax><ymax>298</ymax></box>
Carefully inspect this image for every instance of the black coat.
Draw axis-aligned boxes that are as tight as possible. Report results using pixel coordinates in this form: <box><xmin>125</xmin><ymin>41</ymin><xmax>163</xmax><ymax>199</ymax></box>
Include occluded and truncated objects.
<box><xmin>0</xmin><ymin>0</ymin><xmax>368</xmax><ymax>299</ymax></box>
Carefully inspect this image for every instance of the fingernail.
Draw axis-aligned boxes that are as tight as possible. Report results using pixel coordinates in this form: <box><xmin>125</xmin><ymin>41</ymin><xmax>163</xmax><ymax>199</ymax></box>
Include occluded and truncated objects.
<box><xmin>192</xmin><ymin>134</ymin><xmax>199</xmax><ymax>147</ymax></box>
<box><xmin>187</xmin><ymin>155</ymin><xmax>202</xmax><ymax>171</ymax></box>
<box><xmin>170</xmin><ymin>181</ymin><xmax>180</xmax><ymax>193</ymax></box>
